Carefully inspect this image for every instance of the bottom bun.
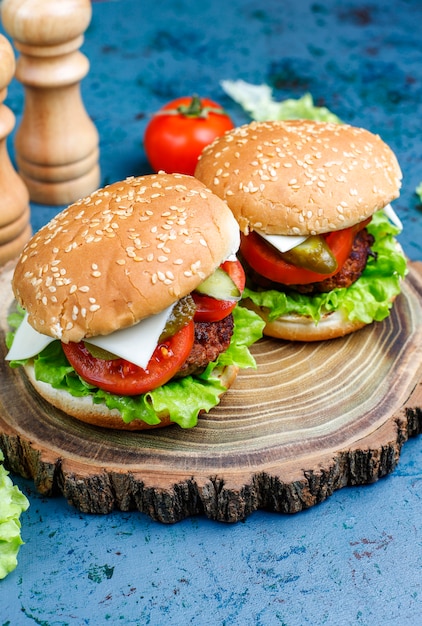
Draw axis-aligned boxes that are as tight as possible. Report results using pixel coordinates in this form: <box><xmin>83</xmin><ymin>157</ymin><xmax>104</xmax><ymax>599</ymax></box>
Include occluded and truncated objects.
<box><xmin>23</xmin><ymin>364</ymin><xmax>239</xmax><ymax>430</ymax></box>
<box><xmin>244</xmin><ymin>301</ymin><xmax>368</xmax><ymax>342</ymax></box>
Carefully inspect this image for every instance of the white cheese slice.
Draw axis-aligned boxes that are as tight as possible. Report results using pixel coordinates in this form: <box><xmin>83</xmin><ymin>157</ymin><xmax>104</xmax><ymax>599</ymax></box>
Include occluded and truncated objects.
<box><xmin>6</xmin><ymin>312</ymin><xmax>53</xmax><ymax>361</ymax></box>
<box><xmin>255</xmin><ymin>230</ymin><xmax>308</xmax><ymax>253</ymax></box>
<box><xmin>87</xmin><ymin>305</ymin><xmax>174</xmax><ymax>369</ymax></box>
<box><xmin>6</xmin><ymin>305</ymin><xmax>174</xmax><ymax>370</ymax></box>
<box><xmin>383</xmin><ymin>203</ymin><xmax>403</xmax><ymax>231</ymax></box>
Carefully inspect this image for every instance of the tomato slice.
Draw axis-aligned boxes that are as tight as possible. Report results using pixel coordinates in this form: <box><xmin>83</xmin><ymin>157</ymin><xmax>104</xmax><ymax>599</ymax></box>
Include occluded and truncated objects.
<box><xmin>240</xmin><ymin>219</ymin><xmax>371</xmax><ymax>285</ymax></box>
<box><xmin>62</xmin><ymin>321</ymin><xmax>195</xmax><ymax>396</ymax></box>
<box><xmin>192</xmin><ymin>260</ymin><xmax>246</xmax><ymax>322</ymax></box>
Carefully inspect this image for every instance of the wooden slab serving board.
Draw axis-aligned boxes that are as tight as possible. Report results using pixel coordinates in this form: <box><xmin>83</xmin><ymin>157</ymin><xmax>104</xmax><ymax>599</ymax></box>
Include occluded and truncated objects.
<box><xmin>1</xmin><ymin>259</ymin><xmax>422</xmax><ymax>523</ymax></box>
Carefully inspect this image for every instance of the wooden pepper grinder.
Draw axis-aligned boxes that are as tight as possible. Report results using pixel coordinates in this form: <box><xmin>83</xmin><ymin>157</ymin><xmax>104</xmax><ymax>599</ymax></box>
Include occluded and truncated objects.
<box><xmin>0</xmin><ymin>34</ymin><xmax>31</xmax><ymax>266</ymax></box>
<box><xmin>1</xmin><ymin>0</ymin><xmax>100</xmax><ymax>206</ymax></box>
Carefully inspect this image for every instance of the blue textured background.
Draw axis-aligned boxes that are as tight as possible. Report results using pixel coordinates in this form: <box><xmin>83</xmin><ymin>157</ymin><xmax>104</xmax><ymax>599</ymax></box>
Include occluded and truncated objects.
<box><xmin>1</xmin><ymin>1</ymin><xmax>422</xmax><ymax>624</ymax></box>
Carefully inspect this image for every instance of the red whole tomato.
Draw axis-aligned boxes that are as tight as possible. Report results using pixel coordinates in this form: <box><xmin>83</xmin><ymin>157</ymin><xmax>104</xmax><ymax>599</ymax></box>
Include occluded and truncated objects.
<box><xmin>192</xmin><ymin>260</ymin><xmax>246</xmax><ymax>322</ymax></box>
<box><xmin>62</xmin><ymin>321</ymin><xmax>195</xmax><ymax>396</ymax></box>
<box><xmin>144</xmin><ymin>95</ymin><xmax>235</xmax><ymax>176</ymax></box>
<box><xmin>240</xmin><ymin>219</ymin><xmax>371</xmax><ymax>285</ymax></box>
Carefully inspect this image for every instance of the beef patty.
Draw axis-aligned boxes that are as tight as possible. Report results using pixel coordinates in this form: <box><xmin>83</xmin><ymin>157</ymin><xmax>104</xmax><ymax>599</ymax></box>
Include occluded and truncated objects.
<box><xmin>175</xmin><ymin>313</ymin><xmax>234</xmax><ymax>378</ymax></box>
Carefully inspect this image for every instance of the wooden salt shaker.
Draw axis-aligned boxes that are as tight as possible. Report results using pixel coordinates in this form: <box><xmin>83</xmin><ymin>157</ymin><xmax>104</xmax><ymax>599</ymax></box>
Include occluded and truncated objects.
<box><xmin>0</xmin><ymin>34</ymin><xmax>31</xmax><ymax>266</ymax></box>
<box><xmin>1</xmin><ymin>0</ymin><xmax>100</xmax><ymax>205</ymax></box>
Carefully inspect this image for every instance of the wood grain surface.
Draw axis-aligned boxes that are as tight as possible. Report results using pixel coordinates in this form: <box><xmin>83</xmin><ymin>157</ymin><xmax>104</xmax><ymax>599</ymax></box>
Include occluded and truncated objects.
<box><xmin>1</xmin><ymin>259</ymin><xmax>421</xmax><ymax>523</ymax></box>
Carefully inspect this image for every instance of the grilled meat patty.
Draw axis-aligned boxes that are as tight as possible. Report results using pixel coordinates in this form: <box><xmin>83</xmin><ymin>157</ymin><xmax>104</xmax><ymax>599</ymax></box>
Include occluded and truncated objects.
<box><xmin>175</xmin><ymin>314</ymin><xmax>234</xmax><ymax>378</ymax></box>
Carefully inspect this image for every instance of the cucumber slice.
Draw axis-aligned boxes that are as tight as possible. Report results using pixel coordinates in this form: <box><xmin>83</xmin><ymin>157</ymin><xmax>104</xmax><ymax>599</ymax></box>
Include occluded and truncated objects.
<box><xmin>195</xmin><ymin>267</ymin><xmax>241</xmax><ymax>301</ymax></box>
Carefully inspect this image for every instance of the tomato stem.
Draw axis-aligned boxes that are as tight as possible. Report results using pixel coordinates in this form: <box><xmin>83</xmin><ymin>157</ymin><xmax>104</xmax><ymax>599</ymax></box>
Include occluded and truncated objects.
<box><xmin>155</xmin><ymin>95</ymin><xmax>229</xmax><ymax>119</ymax></box>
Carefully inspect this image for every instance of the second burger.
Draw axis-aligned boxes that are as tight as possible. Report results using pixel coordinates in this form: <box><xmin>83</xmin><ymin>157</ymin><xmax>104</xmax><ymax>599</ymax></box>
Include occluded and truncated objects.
<box><xmin>195</xmin><ymin>119</ymin><xmax>407</xmax><ymax>341</ymax></box>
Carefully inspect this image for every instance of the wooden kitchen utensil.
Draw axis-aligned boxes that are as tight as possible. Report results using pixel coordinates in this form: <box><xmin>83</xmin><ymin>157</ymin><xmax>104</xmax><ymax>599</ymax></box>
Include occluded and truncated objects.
<box><xmin>0</xmin><ymin>34</ymin><xmax>31</xmax><ymax>266</ymax></box>
<box><xmin>1</xmin><ymin>0</ymin><xmax>100</xmax><ymax>205</ymax></box>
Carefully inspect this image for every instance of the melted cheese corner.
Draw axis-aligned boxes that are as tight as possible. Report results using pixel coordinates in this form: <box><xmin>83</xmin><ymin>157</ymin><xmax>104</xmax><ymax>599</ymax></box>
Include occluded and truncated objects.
<box><xmin>255</xmin><ymin>230</ymin><xmax>308</xmax><ymax>253</ymax></box>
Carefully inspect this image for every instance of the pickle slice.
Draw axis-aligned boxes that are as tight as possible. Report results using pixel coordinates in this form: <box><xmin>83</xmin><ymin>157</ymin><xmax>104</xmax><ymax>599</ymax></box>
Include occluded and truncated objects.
<box><xmin>194</xmin><ymin>267</ymin><xmax>241</xmax><ymax>301</ymax></box>
<box><xmin>84</xmin><ymin>343</ymin><xmax>119</xmax><ymax>360</ymax></box>
<box><xmin>280</xmin><ymin>235</ymin><xmax>338</xmax><ymax>274</ymax></box>
<box><xmin>159</xmin><ymin>295</ymin><xmax>196</xmax><ymax>341</ymax></box>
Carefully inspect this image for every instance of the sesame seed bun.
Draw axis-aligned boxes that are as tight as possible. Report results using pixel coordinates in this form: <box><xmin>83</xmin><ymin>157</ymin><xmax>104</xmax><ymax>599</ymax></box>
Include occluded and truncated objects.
<box><xmin>194</xmin><ymin>119</ymin><xmax>402</xmax><ymax>236</ymax></box>
<box><xmin>23</xmin><ymin>362</ymin><xmax>239</xmax><ymax>430</ymax></box>
<box><xmin>12</xmin><ymin>173</ymin><xmax>240</xmax><ymax>343</ymax></box>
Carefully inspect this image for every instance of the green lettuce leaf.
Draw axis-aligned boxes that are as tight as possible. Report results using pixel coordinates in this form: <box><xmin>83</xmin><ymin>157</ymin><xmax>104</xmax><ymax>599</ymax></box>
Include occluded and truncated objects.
<box><xmin>243</xmin><ymin>210</ymin><xmax>407</xmax><ymax>325</ymax></box>
<box><xmin>221</xmin><ymin>79</ymin><xmax>342</xmax><ymax>123</ymax></box>
<box><xmin>8</xmin><ymin>306</ymin><xmax>264</xmax><ymax>429</ymax></box>
<box><xmin>0</xmin><ymin>450</ymin><xmax>29</xmax><ymax>579</ymax></box>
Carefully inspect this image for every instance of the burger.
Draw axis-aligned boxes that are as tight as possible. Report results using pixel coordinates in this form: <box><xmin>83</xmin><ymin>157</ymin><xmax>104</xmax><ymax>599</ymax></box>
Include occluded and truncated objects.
<box><xmin>194</xmin><ymin>120</ymin><xmax>407</xmax><ymax>341</ymax></box>
<box><xmin>6</xmin><ymin>173</ymin><xmax>264</xmax><ymax>429</ymax></box>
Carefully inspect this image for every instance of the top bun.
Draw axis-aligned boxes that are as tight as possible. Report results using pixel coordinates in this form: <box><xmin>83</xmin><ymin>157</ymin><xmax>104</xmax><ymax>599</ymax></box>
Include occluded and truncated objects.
<box><xmin>195</xmin><ymin>120</ymin><xmax>402</xmax><ymax>236</ymax></box>
<box><xmin>13</xmin><ymin>173</ymin><xmax>240</xmax><ymax>343</ymax></box>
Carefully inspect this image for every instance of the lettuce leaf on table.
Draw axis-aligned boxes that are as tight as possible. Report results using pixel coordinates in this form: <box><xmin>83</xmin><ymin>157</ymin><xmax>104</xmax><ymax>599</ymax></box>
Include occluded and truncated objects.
<box><xmin>221</xmin><ymin>79</ymin><xmax>342</xmax><ymax>123</ymax></box>
<box><xmin>0</xmin><ymin>450</ymin><xmax>29</xmax><ymax>579</ymax></box>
